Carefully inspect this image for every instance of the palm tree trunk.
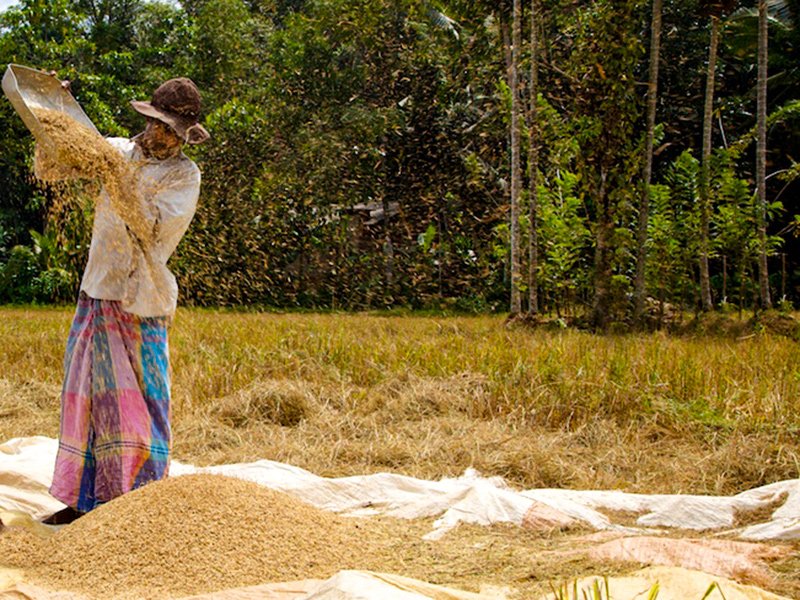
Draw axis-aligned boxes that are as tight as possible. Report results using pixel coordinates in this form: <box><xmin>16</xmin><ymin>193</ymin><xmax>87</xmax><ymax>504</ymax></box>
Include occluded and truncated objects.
<box><xmin>509</xmin><ymin>0</ymin><xmax>523</xmax><ymax>315</ymax></box>
<box><xmin>591</xmin><ymin>168</ymin><xmax>612</xmax><ymax>331</ymax></box>
<box><xmin>634</xmin><ymin>0</ymin><xmax>663</xmax><ymax>323</ymax></box>
<box><xmin>382</xmin><ymin>193</ymin><xmax>394</xmax><ymax>296</ymax></box>
<box><xmin>698</xmin><ymin>15</ymin><xmax>720</xmax><ymax>312</ymax></box>
<box><xmin>527</xmin><ymin>0</ymin><xmax>540</xmax><ymax>316</ymax></box>
<box><xmin>756</xmin><ymin>0</ymin><xmax>772</xmax><ymax>308</ymax></box>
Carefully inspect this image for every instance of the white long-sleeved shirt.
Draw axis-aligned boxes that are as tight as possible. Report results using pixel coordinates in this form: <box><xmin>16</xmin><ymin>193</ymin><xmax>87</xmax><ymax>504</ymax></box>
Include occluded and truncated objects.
<box><xmin>79</xmin><ymin>138</ymin><xmax>200</xmax><ymax>317</ymax></box>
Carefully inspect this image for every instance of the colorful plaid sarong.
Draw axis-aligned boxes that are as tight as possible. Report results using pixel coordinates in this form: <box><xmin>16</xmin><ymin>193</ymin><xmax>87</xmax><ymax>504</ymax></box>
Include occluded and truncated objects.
<box><xmin>50</xmin><ymin>294</ymin><xmax>171</xmax><ymax>512</ymax></box>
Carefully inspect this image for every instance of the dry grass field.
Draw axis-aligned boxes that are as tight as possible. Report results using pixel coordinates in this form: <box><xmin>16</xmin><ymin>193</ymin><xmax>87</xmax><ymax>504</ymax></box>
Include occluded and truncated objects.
<box><xmin>1</xmin><ymin>306</ymin><xmax>799</xmax><ymax>597</ymax></box>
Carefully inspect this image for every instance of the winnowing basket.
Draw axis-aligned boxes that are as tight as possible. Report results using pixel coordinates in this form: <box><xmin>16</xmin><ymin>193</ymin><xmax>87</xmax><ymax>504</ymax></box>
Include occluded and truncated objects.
<box><xmin>2</xmin><ymin>64</ymin><xmax>98</xmax><ymax>154</ymax></box>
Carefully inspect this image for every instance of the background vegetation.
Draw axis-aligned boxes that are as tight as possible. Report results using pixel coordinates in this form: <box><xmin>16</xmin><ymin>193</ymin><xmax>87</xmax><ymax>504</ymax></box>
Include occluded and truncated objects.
<box><xmin>0</xmin><ymin>0</ymin><xmax>799</xmax><ymax>325</ymax></box>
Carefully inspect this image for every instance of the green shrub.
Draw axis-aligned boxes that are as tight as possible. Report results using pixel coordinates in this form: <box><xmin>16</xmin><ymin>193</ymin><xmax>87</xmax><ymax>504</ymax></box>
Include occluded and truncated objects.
<box><xmin>32</xmin><ymin>268</ymin><xmax>77</xmax><ymax>304</ymax></box>
<box><xmin>0</xmin><ymin>246</ymin><xmax>39</xmax><ymax>303</ymax></box>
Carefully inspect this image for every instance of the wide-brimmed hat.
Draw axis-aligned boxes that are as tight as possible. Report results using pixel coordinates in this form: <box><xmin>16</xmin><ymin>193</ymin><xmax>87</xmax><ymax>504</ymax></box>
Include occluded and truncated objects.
<box><xmin>131</xmin><ymin>78</ymin><xmax>210</xmax><ymax>145</ymax></box>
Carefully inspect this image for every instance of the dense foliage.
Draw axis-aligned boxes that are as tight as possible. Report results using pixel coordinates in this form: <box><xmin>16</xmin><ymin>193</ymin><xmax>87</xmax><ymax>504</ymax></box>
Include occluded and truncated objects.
<box><xmin>0</xmin><ymin>0</ymin><xmax>798</xmax><ymax>321</ymax></box>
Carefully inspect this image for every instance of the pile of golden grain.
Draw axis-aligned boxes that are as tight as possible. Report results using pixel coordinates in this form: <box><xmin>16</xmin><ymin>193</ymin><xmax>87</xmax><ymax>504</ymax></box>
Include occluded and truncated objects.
<box><xmin>0</xmin><ymin>474</ymin><xmax>388</xmax><ymax>599</ymax></box>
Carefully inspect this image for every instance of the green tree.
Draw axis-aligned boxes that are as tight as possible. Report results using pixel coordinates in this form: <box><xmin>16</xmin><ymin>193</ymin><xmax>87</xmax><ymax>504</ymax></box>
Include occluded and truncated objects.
<box><xmin>633</xmin><ymin>0</ymin><xmax>663</xmax><ymax>324</ymax></box>
<box><xmin>509</xmin><ymin>0</ymin><xmax>523</xmax><ymax>314</ymax></box>
<box><xmin>527</xmin><ymin>0</ymin><xmax>540</xmax><ymax>315</ymax></box>
<box><xmin>537</xmin><ymin>171</ymin><xmax>591</xmax><ymax>316</ymax></box>
<box><xmin>756</xmin><ymin>0</ymin><xmax>772</xmax><ymax>307</ymax></box>
<box><xmin>553</xmin><ymin>0</ymin><xmax>645</xmax><ymax>329</ymax></box>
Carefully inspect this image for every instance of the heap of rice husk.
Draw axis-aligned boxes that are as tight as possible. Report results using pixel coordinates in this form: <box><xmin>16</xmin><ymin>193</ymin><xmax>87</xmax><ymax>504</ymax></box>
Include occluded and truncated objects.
<box><xmin>31</xmin><ymin>108</ymin><xmax>153</xmax><ymax>248</ymax></box>
<box><xmin>0</xmin><ymin>474</ymin><xmax>377</xmax><ymax>599</ymax></box>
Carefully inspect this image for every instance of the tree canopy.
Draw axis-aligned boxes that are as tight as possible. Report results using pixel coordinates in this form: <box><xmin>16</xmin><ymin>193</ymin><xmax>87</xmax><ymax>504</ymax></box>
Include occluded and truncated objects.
<box><xmin>0</xmin><ymin>0</ymin><xmax>798</xmax><ymax>322</ymax></box>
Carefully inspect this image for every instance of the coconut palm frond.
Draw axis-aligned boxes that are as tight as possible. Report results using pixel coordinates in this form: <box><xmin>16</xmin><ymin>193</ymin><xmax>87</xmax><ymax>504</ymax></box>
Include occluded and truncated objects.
<box><xmin>725</xmin><ymin>10</ymin><xmax>791</xmax><ymax>59</ymax></box>
<box><xmin>768</xmin><ymin>0</ymin><xmax>793</xmax><ymax>23</ymax></box>
<box><xmin>730</xmin><ymin>0</ymin><xmax>794</xmax><ymax>27</ymax></box>
<box><xmin>427</xmin><ymin>7</ymin><xmax>460</xmax><ymax>40</ymax></box>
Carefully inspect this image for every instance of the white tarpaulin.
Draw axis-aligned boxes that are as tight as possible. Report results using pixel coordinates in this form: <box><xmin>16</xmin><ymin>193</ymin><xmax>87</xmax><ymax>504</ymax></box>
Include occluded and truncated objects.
<box><xmin>586</xmin><ymin>536</ymin><xmax>789</xmax><ymax>583</ymax></box>
<box><xmin>537</xmin><ymin>566</ymin><xmax>792</xmax><ymax>600</ymax></box>
<box><xmin>182</xmin><ymin>571</ymin><xmax>501</xmax><ymax>600</ymax></box>
<box><xmin>0</xmin><ymin>437</ymin><xmax>64</xmax><ymax>520</ymax></box>
<box><xmin>0</xmin><ymin>570</ymin><xmax>502</xmax><ymax>600</ymax></box>
<box><xmin>1</xmin><ymin>436</ymin><xmax>798</xmax><ymax>540</ymax></box>
<box><xmin>2</xmin><ymin>567</ymin><xmax>790</xmax><ymax>600</ymax></box>
<box><xmin>176</xmin><ymin>567</ymin><xmax>795</xmax><ymax>600</ymax></box>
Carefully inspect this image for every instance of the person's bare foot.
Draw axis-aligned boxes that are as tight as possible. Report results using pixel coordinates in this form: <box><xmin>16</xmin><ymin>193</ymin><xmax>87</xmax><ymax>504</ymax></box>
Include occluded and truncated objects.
<box><xmin>41</xmin><ymin>506</ymin><xmax>84</xmax><ymax>525</ymax></box>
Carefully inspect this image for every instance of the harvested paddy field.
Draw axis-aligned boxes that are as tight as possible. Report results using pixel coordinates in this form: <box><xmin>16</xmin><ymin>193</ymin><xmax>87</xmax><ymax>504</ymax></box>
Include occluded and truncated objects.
<box><xmin>0</xmin><ymin>307</ymin><xmax>798</xmax><ymax>598</ymax></box>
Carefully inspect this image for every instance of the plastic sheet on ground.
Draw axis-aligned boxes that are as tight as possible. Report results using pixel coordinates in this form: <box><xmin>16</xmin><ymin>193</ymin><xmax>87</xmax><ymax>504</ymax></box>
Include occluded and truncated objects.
<box><xmin>0</xmin><ymin>438</ymin><xmax>63</xmax><ymax>520</ymax></box>
<box><xmin>0</xmin><ymin>583</ymin><xmax>85</xmax><ymax>600</ymax></box>
<box><xmin>2</xmin><ymin>567</ymin><xmax>791</xmax><ymax>600</ymax></box>
<box><xmin>181</xmin><ymin>571</ymin><xmax>504</xmax><ymax>600</ymax></box>
<box><xmin>0</xmin><ymin>568</ymin><xmax>85</xmax><ymax>600</ymax></box>
<box><xmin>0</xmin><ymin>568</ymin><xmax>24</xmax><ymax>593</ymax></box>
<box><xmin>537</xmin><ymin>566</ymin><xmax>792</xmax><ymax>600</ymax></box>
<box><xmin>0</xmin><ymin>571</ymin><xmax>503</xmax><ymax>600</ymax></box>
<box><xmin>1</xmin><ymin>437</ymin><xmax>798</xmax><ymax>541</ymax></box>
<box><xmin>587</xmin><ymin>536</ymin><xmax>790</xmax><ymax>584</ymax></box>
<box><xmin>521</xmin><ymin>500</ymin><xmax>578</xmax><ymax>530</ymax></box>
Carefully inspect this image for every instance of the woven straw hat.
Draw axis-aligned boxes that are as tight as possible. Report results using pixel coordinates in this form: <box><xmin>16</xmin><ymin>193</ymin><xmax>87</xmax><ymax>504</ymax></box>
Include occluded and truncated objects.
<box><xmin>131</xmin><ymin>78</ymin><xmax>210</xmax><ymax>145</ymax></box>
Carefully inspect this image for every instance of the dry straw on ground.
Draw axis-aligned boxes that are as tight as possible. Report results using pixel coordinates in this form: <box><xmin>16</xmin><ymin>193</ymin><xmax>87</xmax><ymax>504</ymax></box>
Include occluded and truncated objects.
<box><xmin>2</xmin><ymin>310</ymin><xmax>799</xmax><ymax>598</ymax></box>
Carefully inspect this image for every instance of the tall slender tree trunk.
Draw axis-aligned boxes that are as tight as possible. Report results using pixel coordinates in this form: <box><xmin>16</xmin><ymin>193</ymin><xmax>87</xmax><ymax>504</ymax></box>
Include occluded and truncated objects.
<box><xmin>591</xmin><ymin>168</ymin><xmax>611</xmax><ymax>330</ymax></box>
<box><xmin>756</xmin><ymin>0</ymin><xmax>772</xmax><ymax>308</ymax></box>
<box><xmin>501</xmin><ymin>7</ymin><xmax>523</xmax><ymax>315</ymax></box>
<box><xmin>722</xmin><ymin>254</ymin><xmax>727</xmax><ymax>301</ymax></box>
<box><xmin>633</xmin><ymin>0</ymin><xmax>663</xmax><ymax>324</ymax></box>
<box><xmin>698</xmin><ymin>15</ymin><xmax>720</xmax><ymax>312</ymax></box>
<box><xmin>382</xmin><ymin>193</ymin><xmax>394</xmax><ymax>297</ymax></box>
<box><xmin>527</xmin><ymin>0</ymin><xmax>540</xmax><ymax>316</ymax></box>
<box><xmin>508</xmin><ymin>0</ymin><xmax>523</xmax><ymax>315</ymax></box>
<box><xmin>501</xmin><ymin>22</ymin><xmax>512</xmax><ymax>298</ymax></box>
<box><xmin>379</xmin><ymin>137</ymin><xmax>394</xmax><ymax>301</ymax></box>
